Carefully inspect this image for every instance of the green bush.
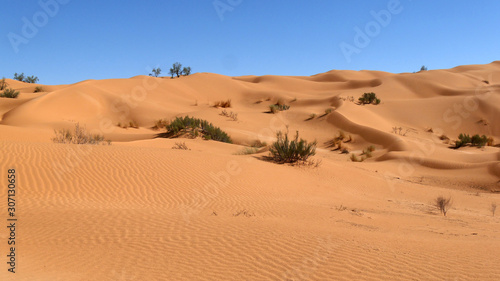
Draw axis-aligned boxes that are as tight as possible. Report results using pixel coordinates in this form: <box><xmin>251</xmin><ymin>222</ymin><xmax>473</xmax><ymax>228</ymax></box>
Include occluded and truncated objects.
<box><xmin>358</xmin><ymin>92</ymin><xmax>380</xmax><ymax>105</ymax></box>
<box><xmin>269</xmin><ymin>103</ymin><xmax>290</xmax><ymax>114</ymax></box>
<box><xmin>13</xmin><ymin>73</ymin><xmax>39</xmax><ymax>83</ymax></box>
<box><xmin>455</xmin><ymin>133</ymin><xmax>489</xmax><ymax>148</ymax></box>
<box><xmin>0</xmin><ymin>88</ymin><xmax>20</xmax><ymax>98</ymax></box>
<box><xmin>165</xmin><ymin>116</ymin><xmax>232</xmax><ymax>143</ymax></box>
<box><xmin>269</xmin><ymin>130</ymin><xmax>316</xmax><ymax>163</ymax></box>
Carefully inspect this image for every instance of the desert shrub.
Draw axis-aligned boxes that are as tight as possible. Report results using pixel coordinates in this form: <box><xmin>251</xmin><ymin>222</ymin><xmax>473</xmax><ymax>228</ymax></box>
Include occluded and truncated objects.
<box><xmin>269</xmin><ymin>130</ymin><xmax>316</xmax><ymax>163</ymax></box>
<box><xmin>172</xmin><ymin>142</ymin><xmax>189</xmax><ymax>150</ymax></box>
<box><xmin>0</xmin><ymin>78</ymin><xmax>7</xmax><ymax>90</ymax></box>
<box><xmin>152</xmin><ymin>119</ymin><xmax>169</xmax><ymax>130</ymax></box>
<box><xmin>213</xmin><ymin>99</ymin><xmax>232</xmax><ymax>108</ymax></box>
<box><xmin>236</xmin><ymin>147</ymin><xmax>259</xmax><ymax>155</ymax></box>
<box><xmin>250</xmin><ymin>140</ymin><xmax>267</xmax><ymax>148</ymax></box>
<box><xmin>325</xmin><ymin>108</ymin><xmax>332</xmax><ymax>114</ymax></box>
<box><xmin>350</xmin><ymin>153</ymin><xmax>364</xmax><ymax>162</ymax></box>
<box><xmin>308</xmin><ymin>113</ymin><xmax>317</xmax><ymax>120</ymax></box>
<box><xmin>220</xmin><ymin>109</ymin><xmax>238</xmax><ymax>121</ymax></box>
<box><xmin>0</xmin><ymin>88</ymin><xmax>20</xmax><ymax>98</ymax></box>
<box><xmin>52</xmin><ymin>123</ymin><xmax>110</xmax><ymax>145</ymax></box>
<box><xmin>362</xmin><ymin>145</ymin><xmax>376</xmax><ymax>158</ymax></box>
<box><xmin>165</xmin><ymin>116</ymin><xmax>232</xmax><ymax>143</ymax></box>
<box><xmin>455</xmin><ymin>133</ymin><xmax>489</xmax><ymax>148</ymax></box>
<box><xmin>34</xmin><ymin>86</ymin><xmax>44</xmax><ymax>93</ymax></box>
<box><xmin>13</xmin><ymin>73</ymin><xmax>39</xmax><ymax>83</ymax></box>
<box><xmin>435</xmin><ymin>196</ymin><xmax>451</xmax><ymax>216</ymax></box>
<box><xmin>358</xmin><ymin>92</ymin><xmax>380</xmax><ymax>105</ymax></box>
<box><xmin>269</xmin><ymin>103</ymin><xmax>290</xmax><ymax>114</ymax></box>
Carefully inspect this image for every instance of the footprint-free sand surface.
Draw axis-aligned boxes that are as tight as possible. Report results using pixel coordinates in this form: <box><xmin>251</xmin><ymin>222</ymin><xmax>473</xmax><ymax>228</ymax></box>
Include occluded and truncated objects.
<box><xmin>1</xmin><ymin>62</ymin><xmax>499</xmax><ymax>280</ymax></box>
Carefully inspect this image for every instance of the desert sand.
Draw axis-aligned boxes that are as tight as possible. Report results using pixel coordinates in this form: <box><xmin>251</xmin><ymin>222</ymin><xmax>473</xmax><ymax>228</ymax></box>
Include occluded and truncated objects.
<box><xmin>1</xmin><ymin>62</ymin><xmax>499</xmax><ymax>280</ymax></box>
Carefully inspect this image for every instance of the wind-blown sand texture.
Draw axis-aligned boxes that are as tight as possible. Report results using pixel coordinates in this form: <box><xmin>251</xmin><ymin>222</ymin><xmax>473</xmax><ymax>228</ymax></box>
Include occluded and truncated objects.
<box><xmin>1</xmin><ymin>62</ymin><xmax>499</xmax><ymax>280</ymax></box>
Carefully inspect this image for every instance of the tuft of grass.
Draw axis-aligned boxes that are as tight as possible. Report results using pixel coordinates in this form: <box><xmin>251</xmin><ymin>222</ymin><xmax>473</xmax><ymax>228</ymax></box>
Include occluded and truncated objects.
<box><xmin>220</xmin><ymin>109</ymin><xmax>238</xmax><ymax>121</ymax></box>
<box><xmin>164</xmin><ymin>116</ymin><xmax>232</xmax><ymax>143</ymax></box>
<box><xmin>325</xmin><ymin>108</ymin><xmax>333</xmax><ymax>115</ymax></box>
<box><xmin>52</xmin><ymin>123</ymin><xmax>110</xmax><ymax>145</ymax></box>
<box><xmin>0</xmin><ymin>77</ymin><xmax>8</xmax><ymax>90</ymax></box>
<box><xmin>269</xmin><ymin>103</ymin><xmax>290</xmax><ymax>114</ymax></box>
<box><xmin>269</xmin><ymin>130</ymin><xmax>316</xmax><ymax>164</ymax></box>
<box><xmin>435</xmin><ymin>196</ymin><xmax>451</xmax><ymax>216</ymax></box>
<box><xmin>350</xmin><ymin>153</ymin><xmax>364</xmax><ymax>162</ymax></box>
<box><xmin>236</xmin><ymin>147</ymin><xmax>259</xmax><ymax>155</ymax></box>
<box><xmin>213</xmin><ymin>99</ymin><xmax>232</xmax><ymax>108</ymax></box>
<box><xmin>358</xmin><ymin>92</ymin><xmax>380</xmax><ymax>105</ymax></box>
<box><xmin>34</xmin><ymin>86</ymin><xmax>44</xmax><ymax>93</ymax></box>
<box><xmin>172</xmin><ymin>142</ymin><xmax>190</xmax><ymax>150</ymax></box>
<box><xmin>0</xmin><ymin>88</ymin><xmax>20</xmax><ymax>98</ymax></box>
<box><xmin>250</xmin><ymin>139</ymin><xmax>267</xmax><ymax>148</ymax></box>
<box><xmin>152</xmin><ymin>119</ymin><xmax>169</xmax><ymax>130</ymax></box>
<box><xmin>308</xmin><ymin>113</ymin><xmax>317</xmax><ymax>120</ymax></box>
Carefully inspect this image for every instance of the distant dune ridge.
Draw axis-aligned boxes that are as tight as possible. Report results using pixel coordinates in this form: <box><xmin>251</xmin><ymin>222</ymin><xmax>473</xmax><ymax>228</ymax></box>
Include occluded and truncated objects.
<box><xmin>1</xmin><ymin>62</ymin><xmax>499</xmax><ymax>280</ymax></box>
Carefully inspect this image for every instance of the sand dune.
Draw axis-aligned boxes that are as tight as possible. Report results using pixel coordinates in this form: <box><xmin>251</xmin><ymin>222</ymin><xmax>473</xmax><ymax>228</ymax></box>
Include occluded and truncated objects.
<box><xmin>1</xmin><ymin>62</ymin><xmax>499</xmax><ymax>280</ymax></box>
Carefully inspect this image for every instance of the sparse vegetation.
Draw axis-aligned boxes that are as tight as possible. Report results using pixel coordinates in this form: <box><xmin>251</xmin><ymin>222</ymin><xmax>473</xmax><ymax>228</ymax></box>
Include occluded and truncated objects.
<box><xmin>0</xmin><ymin>78</ymin><xmax>7</xmax><ymax>90</ymax></box>
<box><xmin>269</xmin><ymin>130</ymin><xmax>316</xmax><ymax>164</ymax></box>
<box><xmin>149</xmin><ymin>67</ymin><xmax>161</xmax><ymax>77</ymax></box>
<box><xmin>269</xmin><ymin>102</ymin><xmax>290</xmax><ymax>114</ymax></box>
<box><xmin>213</xmin><ymin>99</ymin><xmax>232</xmax><ymax>108</ymax></box>
<box><xmin>350</xmin><ymin>145</ymin><xmax>375</xmax><ymax>162</ymax></box>
<box><xmin>0</xmin><ymin>88</ymin><xmax>20</xmax><ymax>98</ymax></box>
<box><xmin>13</xmin><ymin>73</ymin><xmax>39</xmax><ymax>83</ymax></box>
<box><xmin>164</xmin><ymin>116</ymin><xmax>232</xmax><ymax>143</ymax></box>
<box><xmin>350</xmin><ymin>153</ymin><xmax>363</xmax><ymax>162</ymax></box>
<box><xmin>358</xmin><ymin>92</ymin><xmax>380</xmax><ymax>105</ymax></box>
<box><xmin>329</xmin><ymin>130</ymin><xmax>352</xmax><ymax>152</ymax></box>
<box><xmin>182</xmin><ymin>66</ymin><xmax>191</xmax><ymax>76</ymax></box>
<box><xmin>34</xmin><ymin>86</ymin><xmax>44</xmax><ymax>93</ymax></box>
<box><xmin>152</xmin><ymin>119</ymin><xmax>169</xmax><ymax>130</ymax></box>
<box><xmin>392</xmin><ymin>126</ymin><xmax>413</xmax><ymax>136</ymax></box>
<box><xmin>435</xmin><ymin>196</ymin><xmax>451</xmax><ymax>216</ymax></box>
<box><xmin>236</xmin><ymin>147</ymin><xmax>259</xmax><ymax>155</ymax></box>
<box><xmin>454</xmin><ymin>133</ymin><xmax>490</xmax><ymax>148</ymax></box>
<box><xmin>307</xmin><ymin>113</ymin><xmax>317</xmax><ymax>120</ymax></box>
<box><xmin>220</xmin><ymin>109</ymin><xmax>238</xmax><ymax>121</ymax></box>
<box><xmin>250</xmin><ymin>140</ymin><xmax>267</xmax><ymax>148</ymax></box>
<box><xmin>52</xmin><ymin>123</ymin><xmax>110</xmax><ymax>145</ymax></box>
<box><xmin>172</xmin><ymin>142</ymin><xmax>190</xmax><ymax>150</ymax></box>
<box><xmin>324</xmin><ymin>108</ymin><xmax>333</xmax><ymax>115</ymax></box>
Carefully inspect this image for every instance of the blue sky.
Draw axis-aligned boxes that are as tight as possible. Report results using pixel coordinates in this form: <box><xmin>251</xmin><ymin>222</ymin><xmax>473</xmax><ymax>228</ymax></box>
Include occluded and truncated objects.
<box><xmin>1</xmin><ymin>0</ymin><xmax>499</xmax><ymax>85</ymax></box>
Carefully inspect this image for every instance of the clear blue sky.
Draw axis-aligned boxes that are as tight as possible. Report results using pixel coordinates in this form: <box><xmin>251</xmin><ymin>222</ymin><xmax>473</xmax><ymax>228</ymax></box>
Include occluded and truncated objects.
<box><xmin>1</xmin><ymin>0</ymin><xmax>499</xmax><ymax>85</ymax></box>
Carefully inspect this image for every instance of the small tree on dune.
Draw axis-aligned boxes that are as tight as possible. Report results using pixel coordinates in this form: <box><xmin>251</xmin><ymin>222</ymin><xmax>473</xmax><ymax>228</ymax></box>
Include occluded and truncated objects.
<box><xmin>149</xmin><ymin>67</ymin><xmax>161</xmax><ymax>77</ymax></box>
<box><xmin>182</xmin><ymin>66</ymin><xmax>191</xmax><ymax>76</ymax></box>
<box><xmin>172</xmin><ymin>62</ymin><xmax>182</xmax><ymax>78</ymax></box>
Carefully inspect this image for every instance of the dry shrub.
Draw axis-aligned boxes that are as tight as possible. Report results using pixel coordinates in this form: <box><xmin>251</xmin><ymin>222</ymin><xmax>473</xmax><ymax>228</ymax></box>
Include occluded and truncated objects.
<box><xmin>52</xmin><ymin>123</ymin><xmax>110</xmax><ymax>145</ymax></box>
<box><xmin>213</xmin><ymin>99</ymin><xmax>231</xmax><ymax>108</ymax></box>
<box><xmin>172</xmin><ymin>142</ymin><xmax>189</xmax><ymax>150</ymax></box>
<box><xmin>152</xmin><ymin>119</ymin><xmax>169</xmax><ymax>130</ymax></box>
<box><xmin>435</xmin><ymin>196</ymin><xmax>451</xmax><ymax>216</ymax></box>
